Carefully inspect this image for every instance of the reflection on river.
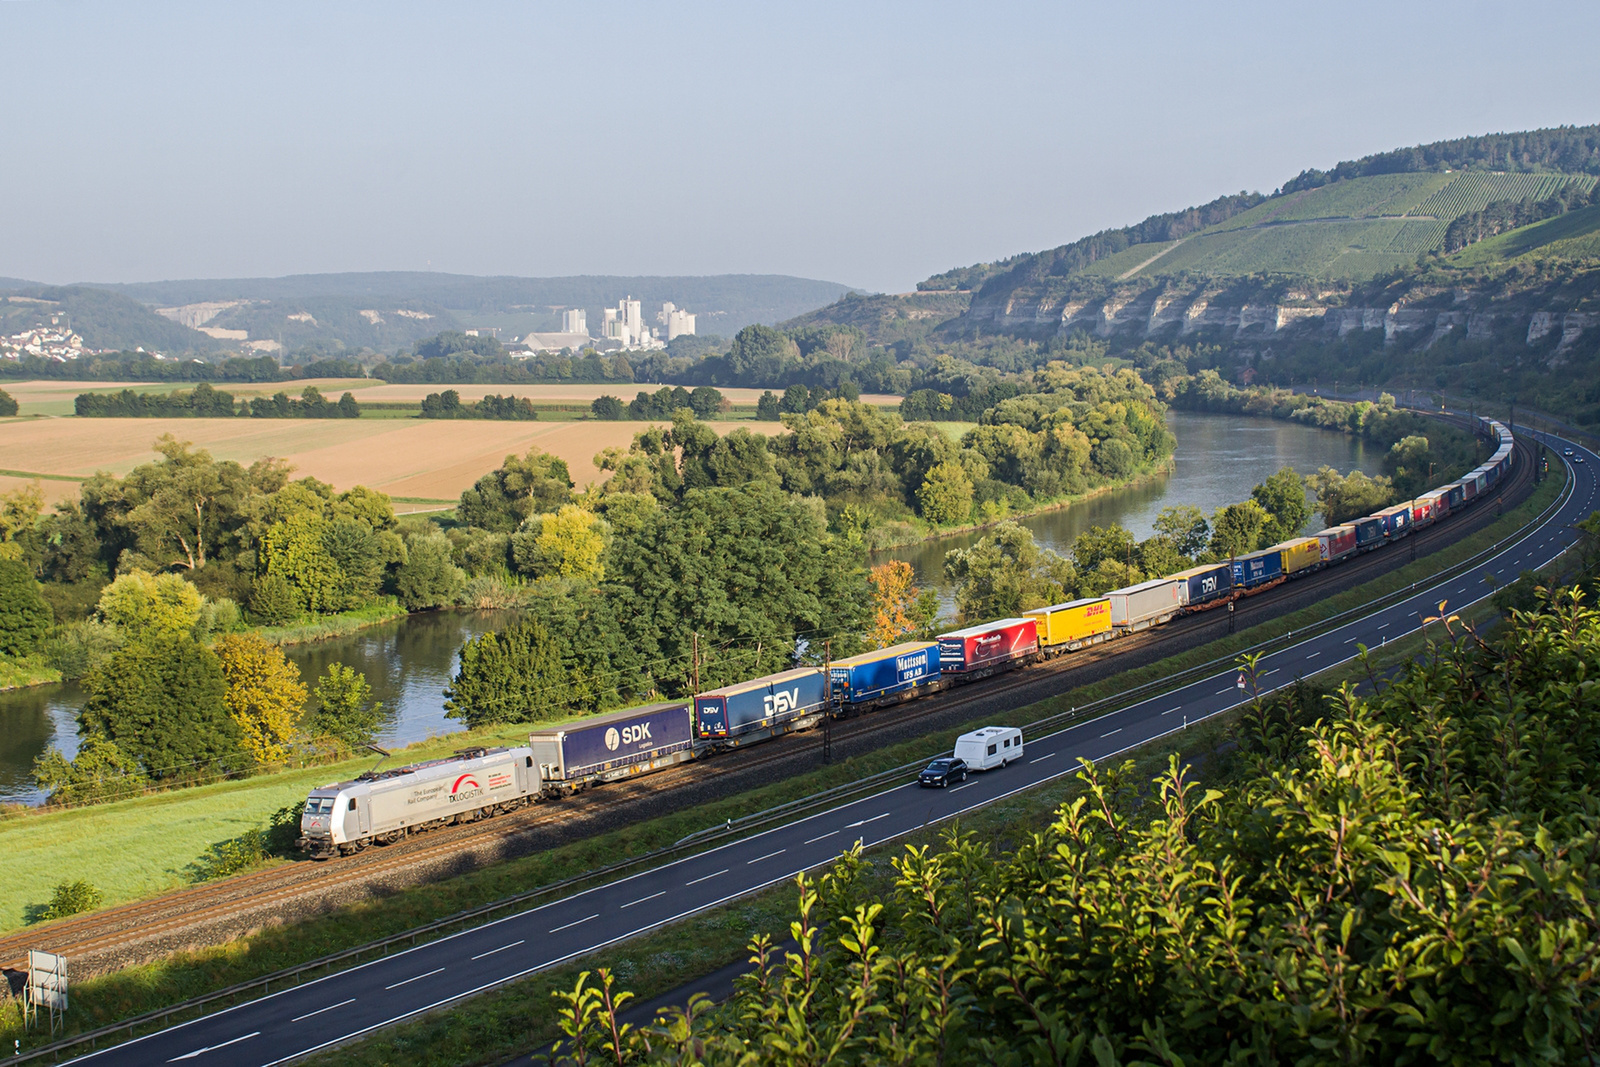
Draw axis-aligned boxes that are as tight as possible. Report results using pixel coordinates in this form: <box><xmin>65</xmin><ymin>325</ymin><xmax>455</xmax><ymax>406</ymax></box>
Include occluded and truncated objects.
<box><xmin>883</xmin><ymin>411</ymin><xmax>1382</xmax><ymax>611</ymax></box>
<box><xmin>0</xmin><ymin>412</ymin><xmax>1382</xmax><ymax>805</ymax></box>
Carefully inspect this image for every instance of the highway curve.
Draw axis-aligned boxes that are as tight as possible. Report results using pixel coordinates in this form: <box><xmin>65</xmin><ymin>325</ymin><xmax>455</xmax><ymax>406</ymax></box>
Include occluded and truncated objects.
<box><xmin>59</xmin><ymin>427</ymin><xmax>1593</xmax><ymax>1067</ymax></box>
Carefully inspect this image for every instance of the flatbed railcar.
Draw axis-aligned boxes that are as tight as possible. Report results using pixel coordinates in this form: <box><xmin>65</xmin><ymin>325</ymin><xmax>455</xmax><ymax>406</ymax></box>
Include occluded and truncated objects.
<box><xmin>298</xmin><ymin>419</ymin><xmax>1519</xmax><ymax>858</ymax></box>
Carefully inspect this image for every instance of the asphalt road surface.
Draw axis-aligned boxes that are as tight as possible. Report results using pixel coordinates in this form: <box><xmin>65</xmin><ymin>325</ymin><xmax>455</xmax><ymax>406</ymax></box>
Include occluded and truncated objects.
<box><xmin>68</xmin><ymin>429</ymin><xmax>1592</xmax><ymax>1067</ymax></box>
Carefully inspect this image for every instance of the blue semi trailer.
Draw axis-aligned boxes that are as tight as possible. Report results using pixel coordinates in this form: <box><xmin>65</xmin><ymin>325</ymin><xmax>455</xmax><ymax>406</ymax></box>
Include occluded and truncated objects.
<box><xmin>1354</xmin><ymin>515</ymin><xmax>1386</xmax><ymax>550</ymax></box>
<box><xmin>529</xmin><ymin>701</ymin><xmax>695</xmax><ymax>792</ymax></box>
<box><xmin>829</xmin><ymin>640</ymin><xmax>941</xmax><ymax>707</ymax></box>
<box><xmin>695</xmin><ymin>667</ymin><xmax>829</xmax><ymax>745</ymax></box>
<box><xmin>1230</xmin><ymin>548</ymin><xmax>1283</xmax><ymax>589</ymax></box>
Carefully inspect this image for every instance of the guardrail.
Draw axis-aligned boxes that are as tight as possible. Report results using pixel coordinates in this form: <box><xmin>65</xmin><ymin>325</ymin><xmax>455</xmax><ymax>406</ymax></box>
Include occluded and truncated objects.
<box><xmin>11</xmin><ymin>433</ymin><xmax>1567</xmax><ymax>1064</ymax></box>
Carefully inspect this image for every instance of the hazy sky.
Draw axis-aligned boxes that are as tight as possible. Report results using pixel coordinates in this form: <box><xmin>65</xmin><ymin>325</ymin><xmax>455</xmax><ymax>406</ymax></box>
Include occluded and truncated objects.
<box><xmin>3</xmin><ymin>1</ymin><xmax>1596</xmax><ymax>293</ymax></box>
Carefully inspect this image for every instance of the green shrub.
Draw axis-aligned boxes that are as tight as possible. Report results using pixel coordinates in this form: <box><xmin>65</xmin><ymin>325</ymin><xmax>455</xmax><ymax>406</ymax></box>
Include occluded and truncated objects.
<box><xmin>35</xmin><ymin>880</ymin><xmax>102</xmax><ymax>921</ymax></box>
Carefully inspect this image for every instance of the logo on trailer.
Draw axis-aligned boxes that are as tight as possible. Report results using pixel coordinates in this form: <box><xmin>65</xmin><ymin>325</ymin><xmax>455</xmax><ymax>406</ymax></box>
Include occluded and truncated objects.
<box><xmin>604</xmin><ymin>727</ymin><xmax>620</xmax><ymax>751</ymax></box>
<box><xmin>449</xmin><ymin>773</ymin><xmax>484</xmax><ymax>802</ymax></box>
<box><xmin>763</xmin><ymin>688</ymin><xmax>801</xmax><ymax>717</ymax></box>
<box><xmin>606</xmin><ymin>723</ymin><xmax>653</xmax><ymax>750</ymax></box>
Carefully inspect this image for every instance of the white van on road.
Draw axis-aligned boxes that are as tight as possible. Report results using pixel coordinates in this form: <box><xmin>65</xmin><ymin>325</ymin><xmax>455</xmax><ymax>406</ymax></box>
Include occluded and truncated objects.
<box><xmin>954</xmin><ymin>726</ymin><xmax>1023</xmax><ymax>771</ymax></box>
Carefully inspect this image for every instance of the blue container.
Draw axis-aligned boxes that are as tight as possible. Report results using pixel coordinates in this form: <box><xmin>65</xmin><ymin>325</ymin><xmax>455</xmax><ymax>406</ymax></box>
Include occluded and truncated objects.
<box><xmin>532</xmin><ymin>701</ymin><xmax>693</xmax><ymax>781</ymax></box>
<box><xmin>1354</xmin><ymin>516</ymin><xmax>1385</xmax><ymax>548</ymax></box>
<box><xmin>1377</xmin><ymin>504</ymin><xmax>1411</xmax><ymax>537</ymax></box>
<box><xmin>829</xmin><ymin>641</ymin><xmax>939</xmax><ymax>705</ymax></box>
<box><xmin>1445</xmin><ymin>484</ymin><xmax>1465</xmax><ymax>509</ymax></box>
<box><xmin>1230</xmin><ymin>549</ymin><xmax>1283</xmax><ymax>589</ymax></box>
<box><xmin>1173</xmin><ymin>563</ymin><xmax>1233</xmax><ymax>606</ymax></box>
<box><xmin>695</xmin><ymin>667</ymin><xmax>828</xmax><ymax>739</ymax></box>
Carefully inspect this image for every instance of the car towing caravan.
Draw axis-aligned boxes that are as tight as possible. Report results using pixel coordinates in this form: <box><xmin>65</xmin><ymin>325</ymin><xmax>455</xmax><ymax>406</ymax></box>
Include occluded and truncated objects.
<box><xmin>954</xmin><ymin>726</ymin><xmax>1023</xmax><ymax>770</ymax></box>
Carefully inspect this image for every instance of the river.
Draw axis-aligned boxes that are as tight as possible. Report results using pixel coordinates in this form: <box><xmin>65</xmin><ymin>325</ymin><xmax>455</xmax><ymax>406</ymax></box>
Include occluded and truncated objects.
<box><xmin>0</xmin><ymin>411</ymin><xmax>1381</xmax><ymax>805</ymax></box>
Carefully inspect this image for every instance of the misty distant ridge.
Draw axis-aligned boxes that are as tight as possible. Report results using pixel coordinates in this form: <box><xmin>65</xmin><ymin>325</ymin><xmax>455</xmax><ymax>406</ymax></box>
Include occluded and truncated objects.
<box><xmin>0</xmin><ymin>271</ymin><xmax>860</xmax><ymax>356</ymax></box>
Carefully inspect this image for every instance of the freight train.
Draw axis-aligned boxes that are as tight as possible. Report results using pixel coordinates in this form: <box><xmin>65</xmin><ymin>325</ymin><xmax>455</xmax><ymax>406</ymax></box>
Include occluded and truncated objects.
<box><xmin>298</xmin><ymin>418</ymin><xmax>1515</xmax><ymax>857</ymax></box>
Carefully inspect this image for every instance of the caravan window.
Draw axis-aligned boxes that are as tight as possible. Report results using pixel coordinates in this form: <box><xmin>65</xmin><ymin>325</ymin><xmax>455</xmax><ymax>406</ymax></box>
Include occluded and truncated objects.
<box><xmin>987</xmin><ymin>744</ymin><xmax>997</xmax><ymax>756</ymax></box>
<box><xmin>1003</xmin><ymin>738</ymin><xmax>1011</xmax><ymax>748</ymax></box>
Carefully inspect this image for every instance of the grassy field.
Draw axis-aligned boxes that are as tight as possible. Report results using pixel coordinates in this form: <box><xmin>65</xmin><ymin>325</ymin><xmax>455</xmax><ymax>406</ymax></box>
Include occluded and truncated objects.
<box><xmin>0</xmin><ymin>415</ymin><xmax>785</xmax><ymax>507</ymax></box>
<box><xmin>1449</xmin><ymin>202</ymin><xmax>1600</xmax><ymax>266</ymax></box>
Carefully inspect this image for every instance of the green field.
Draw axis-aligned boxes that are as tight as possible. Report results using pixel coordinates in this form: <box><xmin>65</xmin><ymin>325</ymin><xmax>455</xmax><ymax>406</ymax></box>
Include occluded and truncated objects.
<box><xmin>1448</xmin><ymin>202</ymin><xmax>1600</xmax><ymax>266</ymax></box>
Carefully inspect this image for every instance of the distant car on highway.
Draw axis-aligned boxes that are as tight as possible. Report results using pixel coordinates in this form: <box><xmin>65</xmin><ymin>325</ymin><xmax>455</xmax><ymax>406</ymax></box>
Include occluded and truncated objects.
<box><xmin>1564</xmin><ymin>448</ymin><xmax>1575</xmax><ymax>456</ymax></box>
<box><xmin>918</xmin><ymin>757</ymin><xmax>968</xmax><ymax>787</ymax></box>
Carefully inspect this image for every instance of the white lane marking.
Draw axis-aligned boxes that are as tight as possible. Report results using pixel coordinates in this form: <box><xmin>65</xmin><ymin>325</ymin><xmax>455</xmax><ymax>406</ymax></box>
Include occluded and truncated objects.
<box><xmin>1028</xmin><ymin>751</ymin><xmax>1057</xmax><ymax>763</ymax></box>
<box><xmin>803</xmin><ymin>830</ymin><xmax>838</xmax><ymax>845</ymax></box>
<box><xmin>1215</xmin><ymin>687</ymin><xmax>1232</xmax><ymax>695</ymax></box>
<box><xmin>1378</xmin><ymin>622</ymin><xmax>1390</xmax><ymax>629</ymax></box>
<box><xmin>1306</xmin><ymin>652</ymin><xmax>1320</xmax><ymax>659</ymax></box>
<box><xmin>948</xmin><ymin>781</ymin><xmax>976</xmax><ymax>792</ymax></box>
<box><xmin>846</xmin><ymin>813</ymin><xmax>890</xmax><ymax>828</ymax></box>
<box><xmin>685</xmin><ymin>869</ymin><xmax>729</xmax><ymax>887</ymax></box>
<box><xmin>549</xmin><ymin>913</ymin><xmax>599</xmax><ymax>933</ymax></box>
<box><xmin>471</xmin><ymin>939</ymin><xmax>526</xmax><ymax>959</ymax></box>
<box><xmin>1101</xmin><ymin>727</ymin><xmax>1122</xmax><ymax>737</ymax></box>
<box><xmin>1344</xmin><ymin>635</ymin><xmax>1360</xmax><ymax>643</ymax></box>
<box><xmin>168</xmin><ymin>1031</ymin><xmax>261</xmax><ymax>1061</ymax></box>
<box><xmin>747</xmin><ymin>849</ymin><xmax>786</xmax><ymax>865</ymax></box>
<box><xmin>385</xmin><ymin>967</ymin><xmax>444</xmax><ymax>990</ymax></box>
<box><xmin>1262</xmin><ymin>668</ymin><xmax>1279</xmax><ymax>677</ymax></box>
<box><xmin>620</xmin><ymin>891</ymin><xmax>665</xmax><ymax>909</ymax></box>
<box><xmin>291</xmin><ymin>999</ymin><xmax>354</xmax><ymax>1022</ymax></box>
<box><xmin>1164</xmin><ymin>706</ymin><xmax>1182</xmax><ymax>715</ymax></box>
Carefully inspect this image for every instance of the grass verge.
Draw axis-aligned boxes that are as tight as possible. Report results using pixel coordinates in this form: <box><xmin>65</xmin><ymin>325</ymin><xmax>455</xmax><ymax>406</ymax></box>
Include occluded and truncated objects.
<box><xmin>0</xmin><ymin>654</ymin><xmax>62</xmax><ymax>690</ymax></box>
<box><xmin>255</xmin><ymin>600</ymin><xmax>412</xmax><ymax>647</ymax></box>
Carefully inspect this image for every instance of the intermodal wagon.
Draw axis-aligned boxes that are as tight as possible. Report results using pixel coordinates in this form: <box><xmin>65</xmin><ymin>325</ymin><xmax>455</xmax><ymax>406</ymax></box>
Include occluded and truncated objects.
<box><xmin>830</xmin><ymin>640</ymin><xmax>941</xmax><ymax>706</ymax></box>
<box><xmin>1172</xmin><ymin>563</ymin><xmax>1233</xmax><ymax>609</ymax></box>
<box><xmin>695</xmin><ymin>667</ymin><xmax>828</xmax><ymax>744</ymax></box>
<box><xmin>1316</xmin><ymin>525</ymin><xmax>1358</xmax><ymax>563</ymax></box>
<box><xmin>1376</xmin><ymin>503</ymin><xmax>1412</xmax><ymax>538</ymax></box>
<box><xmin>1275</xmin><ymin>537</ymin><xmax>1322</xmax><ymax>576</ymax></box>
<box><xmin>1231</xmin><ymin>548</ymin><xmax>1284</xmax><ymax>589</ymax></box>
<box><xmin>1024</xmin><ymin>597</ymin><xmax>1112</xmax><ymax>652</ymax></box>
<box><xmin>1354</xmin><ymin>515</ymin><xmax>1386</xmax><ymax>550</ymax></box>
<box><xmin>938</xmin><ymin>618</ymin><xmax>1039</xmax><ymax>677</ymax></box>
<box><xmin>531</xmin><ymin>701</ymin><xmax>695</xmax><ymax>791</ymax></box>
<box><xmin>1109</xmin><ymin>577</ymin><xmax>1183</xmax><ymax>631</ymax></box>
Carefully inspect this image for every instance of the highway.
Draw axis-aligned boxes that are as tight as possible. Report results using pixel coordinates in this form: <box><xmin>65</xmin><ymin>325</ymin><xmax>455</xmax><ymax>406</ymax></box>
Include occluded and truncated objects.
<box><xmin>67</xmin><ymin>429</ymin><xmax>1593</xmax><ymax>1067</ymax></box>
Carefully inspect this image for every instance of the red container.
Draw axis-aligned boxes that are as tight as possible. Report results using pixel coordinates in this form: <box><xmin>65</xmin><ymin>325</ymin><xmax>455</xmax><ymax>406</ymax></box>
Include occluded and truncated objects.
<box><xmin>1316</xmin><ymin>526</ymin><xmax>1358</xmax><ymax>562</ymax></box>
<box><xmin>937</xmin><ymin>618</ymin><xmax>1039</xmax><ymax>675</ymax></box>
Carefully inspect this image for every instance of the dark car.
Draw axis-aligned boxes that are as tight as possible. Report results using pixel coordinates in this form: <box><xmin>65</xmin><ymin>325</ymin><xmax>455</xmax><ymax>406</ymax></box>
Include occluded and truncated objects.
<box><xmin>919</xmin><ymin>757</ymin><xmax>968</xmax><ymax>787</ymax></box>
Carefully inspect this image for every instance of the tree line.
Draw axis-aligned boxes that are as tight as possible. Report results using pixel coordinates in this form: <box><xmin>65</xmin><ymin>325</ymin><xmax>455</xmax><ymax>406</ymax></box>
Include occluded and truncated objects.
<box><xmin>1441</xmin><ymin>180</ymin><xmax>1600</xmax><ymax>252</ymax></box>
<box><xmin>419</xmin><ymin>390</ymin><xmax>539</xmax><ymax>420</ymax></box>
<box><xmin>549</xmin><ymin>581</ymin><xmax>1600</xmax><ymax>1063</ymax></box>
<box><xmin>74</xmin><ymin>383</ymin><xmax>361</xmax><ymax>418</ymax></box>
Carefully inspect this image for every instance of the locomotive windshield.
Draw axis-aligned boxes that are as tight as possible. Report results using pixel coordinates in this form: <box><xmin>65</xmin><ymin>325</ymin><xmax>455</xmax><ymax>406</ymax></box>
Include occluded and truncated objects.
<box><xmin>305</xmin><ymin>797</ymin><xmax>334</xmax><ymax>815</ymax></box>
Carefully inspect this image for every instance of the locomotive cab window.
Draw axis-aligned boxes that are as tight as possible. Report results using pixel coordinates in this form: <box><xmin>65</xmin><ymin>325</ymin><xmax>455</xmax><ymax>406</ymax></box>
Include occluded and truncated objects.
<box><xmin>348</xmin><ymin>798</ymin><xmax>357</xmax><ymax>811</ymax></box>
<box><xmin>526</xmin><ymin>756</ymin><xmax>533</xmax><ymax>767</ymax></box>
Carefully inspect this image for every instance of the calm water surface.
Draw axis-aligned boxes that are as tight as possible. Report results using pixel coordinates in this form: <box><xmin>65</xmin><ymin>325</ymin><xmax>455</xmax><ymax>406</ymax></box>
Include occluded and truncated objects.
<box><xmin>883</xmin><ymin>410</ymin><xmax>1383</xmax><ymax>610</ymax></box>
<box><xmin>0</xmin><ymin>412</ymin><xmax>1381</xmax><ymax>804</ymax></box>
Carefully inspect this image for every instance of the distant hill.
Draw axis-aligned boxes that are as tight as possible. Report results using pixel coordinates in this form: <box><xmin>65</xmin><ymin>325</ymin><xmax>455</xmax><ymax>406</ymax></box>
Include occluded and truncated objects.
<box><xmin>76</xmin><ymin>272</ymin><xmax>858</xmax><ymax>356</ymax></box>
<box><xmin>0</xmin><ymin>286</ymin><xmax>217</xmax><ymax>353</ymax></box>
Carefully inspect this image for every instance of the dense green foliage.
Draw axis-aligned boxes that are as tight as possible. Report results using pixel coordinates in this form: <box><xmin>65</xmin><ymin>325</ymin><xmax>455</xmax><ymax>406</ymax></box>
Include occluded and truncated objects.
<box><xmin>418</xmin><ymin>389</ymin><xmax>538</xmax><ymax>420</ymax></box>
<box><xmin>73</xmin><ymin>383</ymin><xmax>360</xmax><ymax>418</ymax></box>
<box><xmin>0</xmin><ymin>387</ymin><xmax>17</xmax><ymax>416</ymax></box>
<box><xmin>372</xmin><ymin>333</ymin><xmax>635</xmax><ymax>385</ymax></box>
<box><xmin>557</xmin><ymin>585</ymin><xmax>1600</xmax><ymax>1064</ymax></box>
<box><xmin>308</xmin><ymin>663</ymin><xmax>383</xmax><ymax>748</ymax></box>
<box><xmin>0</xmin><ymin>558</ymin><xmax>52</xmax><ymax>655</ymax></box>
<box><xmin>1282</xmin><ymin>122</ymin><xmax>1600</xmax><ymax>192</ymax></box>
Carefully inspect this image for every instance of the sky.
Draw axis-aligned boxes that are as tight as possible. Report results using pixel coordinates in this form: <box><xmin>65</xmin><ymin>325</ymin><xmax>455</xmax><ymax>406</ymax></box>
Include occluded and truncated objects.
<box><xmin>2</xmin><ymin>0</ymin><xmax>1597</xmax><ymax>293</ymax></box>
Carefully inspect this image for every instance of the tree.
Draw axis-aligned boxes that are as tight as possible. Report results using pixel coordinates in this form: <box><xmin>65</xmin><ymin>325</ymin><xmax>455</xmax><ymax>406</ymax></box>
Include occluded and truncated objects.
<box><xmin>78</xmin><ymin>631</ymin><xmax>242</xmax><ymax>780</ymax></box>
<box><xmin>336</xmin><ymin>391</ymin><xmax>361</xmax><ymax>418</ymax></box>
<box><xmin>1091</xmin><ymin>437</ymin><xmax>1137</xmax><ymax>480</ymax></box>
<box><xmin>32</xmin><ymin>735</ymin><xmax>149</xmax><ymax>805</ymax></box>
<box><xmin>512</xmin><ymin>505</ymin><xmax>610</xmax><ymax>582</ymax></box>
<box><xmin>419</xmin><ymin>389</ymin><xmax>464</xmax><ymax>418</ymax></box>
<box><xmin>1308</xmin><ymin>466</ymin><xmax>1396</xmax><ymax>525</ymax></box>
<box><xmin>96</xmin><ymin>569</ymin><xmax>203</xmax><ymax>638</ymax></box>
<box><xmin>868</xmin><ymin>561</ymin><xmax>920</xmax><ymax>648</ymax></box>
<box><xmin>916</xmin><ymin>462</ymin><xmax>974</xmax><ymax>526</ymax></box>
<box><xmin>591</xmin><ymin>395</ymin><xmax>625</xmax><ymax>420</ymax></box>
<box><xmin>457</xmin><ymin>448</ymin><xmax>574</xmax><ymax>532</ymax></box>
<box><xmin>444</xmin><ymin>617</ymin><xmax>571</xmax><ymax>727</ymax></box>
<box><xmin>394</xmin><ymin>529</ymin><xmax>465</xmax><ymax>609</ymax></box>
<box><xmin>687</xmin><ymin>386</ymin><xmax>726</xmax><ymax>419</ymax></box>
<box><xmin>0</xmin><ymin>481</ymin><xmax>44</xmax><ymax>550</ymax></box>
<box><xmin>0</xmin><ymin>558</ymin><xmax>51</xmax><ymax>656</ymax></box>
<box><xmin>1385</xmin><ymin>434</ymin><xmax>1434</xmax><ymax>496</ymax></box>
<box><xmin>310</xmin><ymin>662</ymin><xmax>384</xmax><ymax>748</ymax></box>
<box><xmin>779</xmin><ymin>384</ymin><xmax>811</xmax><ymax>414</ymax></box>
<box><xmin>1251</xmin><ymin>466</ymin><xmax>1312</xmax><ymax>545</ymax></box>
<box><xmin>944</xmin><ymin>521</ymin><xmax>1073</xmax><ymax>623</ymax></box>
<box><xmin>0</xmin><ymin>388</ymin><xmax>17</xmax><ymax>416</ymax></box>
<box><xmin>755</xmin><ymin>391</ymin><xmax>781</xmax><ymax>420</ymax></box>
<box><xmin>214</xmin><ymin>632</ymin><xmax>307</xmax><ymax>765</ymax></box>
<box><xmin>1209</xmin><ymin>500</ymin><xmax>1270</xmax><ymax>558</ymax></box>
<box><xmin>1153</xmin><ymin>504</ymin><xmax>1209</xmax><ymax>558</ymax></box>
<box><xmin>249</xmin><ymin>572</ymin><xmax>302</xmax><ymax>625</ymax></box>
<box><xmin>118</xmin><ymin>435</ymin><xmax>253</xmax><ymax>572</ymax></box>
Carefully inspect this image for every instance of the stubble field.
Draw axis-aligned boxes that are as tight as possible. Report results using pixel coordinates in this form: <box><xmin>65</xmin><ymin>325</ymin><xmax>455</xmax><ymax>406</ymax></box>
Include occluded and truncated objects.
<box><xmin>0</xmin><ymin>416</ymin><xmax>783</xmax><ymax>510</ymax></box>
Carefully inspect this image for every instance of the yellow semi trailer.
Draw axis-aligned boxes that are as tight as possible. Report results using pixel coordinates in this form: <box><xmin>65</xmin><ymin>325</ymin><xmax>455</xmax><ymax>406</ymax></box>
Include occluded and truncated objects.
<box><xmin>1024</xmin><ymin>596</ymin><xmax>1114</xmax><ymax>653</ymax></box>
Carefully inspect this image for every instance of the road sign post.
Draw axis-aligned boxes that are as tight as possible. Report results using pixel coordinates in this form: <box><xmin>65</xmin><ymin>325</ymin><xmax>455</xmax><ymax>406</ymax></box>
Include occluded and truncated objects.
<box><xmin>25</xmin><ymin>950</ymin><xmax>67</xmax><ymax>1036</ymax></box>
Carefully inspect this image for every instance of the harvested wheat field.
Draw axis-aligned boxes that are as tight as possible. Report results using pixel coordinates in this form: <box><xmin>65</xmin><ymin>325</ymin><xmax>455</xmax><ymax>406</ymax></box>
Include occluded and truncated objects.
<box><xmin>0</xmin><ymin>418</ymin><xmax>783</xmax><ymax>511</ymax></box>
<box><xmin>0</xmin><ymin>379</ymin><xmax>374</xmax><ymax>416</ymax></box>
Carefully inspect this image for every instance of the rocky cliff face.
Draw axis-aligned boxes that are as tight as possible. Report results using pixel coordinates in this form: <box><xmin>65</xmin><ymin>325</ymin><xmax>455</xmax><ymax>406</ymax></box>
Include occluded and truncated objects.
<box><xmin>963</xmin><ymin>279</ymin><xmax>1600</xmax><ymax>364</ymax></box>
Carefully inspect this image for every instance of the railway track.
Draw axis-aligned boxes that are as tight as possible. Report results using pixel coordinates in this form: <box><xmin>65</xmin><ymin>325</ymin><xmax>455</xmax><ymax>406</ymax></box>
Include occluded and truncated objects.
<box><xmin>0</xmin><ymin>430</ymin><xmax>1538</xmax><ymax>975</ymax></box>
